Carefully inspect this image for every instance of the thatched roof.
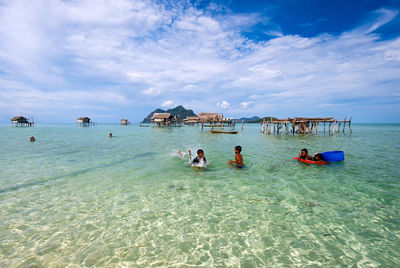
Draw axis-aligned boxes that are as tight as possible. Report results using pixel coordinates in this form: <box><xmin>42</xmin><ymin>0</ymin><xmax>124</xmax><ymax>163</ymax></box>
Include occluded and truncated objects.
<box><xmin>151</xmin><ymin>113</ymin><xmax>173</xmax><ymax>120</ymax></box>
<box><xmin>198</xmin><ymin>113</ymin><xmax>223</xmax><ymax>122</ymax></box>
<box><xmin>11</xmin><ymin>116</ymin><xmax>28</xmax><ymax>123</ymax></box>
<box><xmin>185</xmin><ymin>116</ymin><xmax>200</xmax><ymax>123</ymax></box>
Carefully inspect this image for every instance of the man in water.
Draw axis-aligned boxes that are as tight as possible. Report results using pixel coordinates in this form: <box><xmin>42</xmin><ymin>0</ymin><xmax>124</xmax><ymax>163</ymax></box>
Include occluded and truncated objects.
<box><xmin>30</xmin><ymin>136</ymin><xmax>35</xmax><ymax>142</ymax></box>
<box><xmin>229</xmin><ymin>145</ymin><xmax>244</xmax><ymax>168</ymax></box>
<box><xmin>109</xmin><ymin>133</ymin><xmax>112</xmax><ymax>138</ymax></box>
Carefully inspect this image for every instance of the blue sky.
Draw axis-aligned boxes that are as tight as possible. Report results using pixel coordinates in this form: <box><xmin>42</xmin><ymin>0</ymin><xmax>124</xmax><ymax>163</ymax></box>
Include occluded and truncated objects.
<box><xmin>0</xmin><ymin>0</ymin><xmax>399</xmax><ymax>123</ymax></box>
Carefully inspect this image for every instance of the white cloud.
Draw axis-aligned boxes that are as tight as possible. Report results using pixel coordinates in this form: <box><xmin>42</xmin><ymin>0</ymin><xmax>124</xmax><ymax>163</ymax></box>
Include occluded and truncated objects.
<box><xmin>217</xmin><ymin>101</ymin><xmax>230</xmax><ymax>109</ymax></box>
<box><xmin>161</xmin><ymin>100</ymin><xmax>173</xmax><ymax>107</ymax></box>
<box><xmin>240</xmin><ymin>101</ymin><xmax>254</xmax><ymax>109</ymax></box>
<box><xmin>141</xmin><ymin>87</ymin><xmax>161</xmax><ymax>97</ymax></box>
<box><xmin>0</xmin><ymin>1</ymin><xmax>398</xmax><ymax>122</ymax></box>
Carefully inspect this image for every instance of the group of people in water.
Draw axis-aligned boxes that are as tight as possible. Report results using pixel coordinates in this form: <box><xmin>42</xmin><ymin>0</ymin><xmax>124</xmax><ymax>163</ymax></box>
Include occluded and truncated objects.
<box><xmin>298</xmin><ymin>148</ymin><xmax>328</xmax><ymax>164</ymax></box>
<box><xmin>178</xmin><ymin>145</ymin><xmax>244</xmax><ymax>169</ymax></box>
<box><xmin>30</xmin><ymin>134</ymin><xmax>326</xmax><ymax>166</ymax></box>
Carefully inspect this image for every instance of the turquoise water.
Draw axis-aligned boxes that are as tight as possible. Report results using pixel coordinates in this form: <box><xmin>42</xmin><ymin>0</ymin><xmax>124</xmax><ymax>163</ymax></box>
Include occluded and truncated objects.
<box><xmin>0</xmin><ymin>123</ymin><xmax>399</xmax><ymax>267</ymax></box>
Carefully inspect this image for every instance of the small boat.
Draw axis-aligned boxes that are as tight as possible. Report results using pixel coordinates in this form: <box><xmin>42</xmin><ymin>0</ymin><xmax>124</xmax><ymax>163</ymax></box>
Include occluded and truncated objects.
<box><xmin>140</xmin><ymin>124</ymin><xmax>150</xmax><ymax>127</ymax></box>
<box><xmin>210</xmin><ymin>130</ymin><xmax>238</xmax><ymax>134</ymax></box>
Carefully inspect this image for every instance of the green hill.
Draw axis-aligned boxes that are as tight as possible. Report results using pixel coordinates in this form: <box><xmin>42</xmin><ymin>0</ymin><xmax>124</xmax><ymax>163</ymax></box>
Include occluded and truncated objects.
<box><xmin>247</xmin><ymin>116</ymin><xmax>278</xmax><ymax>123</ymax></box>
<box><xmin>141</xmin><ymin>105</ymin><xmax>196</xmax><ymax>123</ymax></box>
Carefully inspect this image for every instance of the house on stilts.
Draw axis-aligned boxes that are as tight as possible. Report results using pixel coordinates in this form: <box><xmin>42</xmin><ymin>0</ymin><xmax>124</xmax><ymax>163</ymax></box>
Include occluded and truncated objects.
<box><xmin>77</xmin><ymin>117</ymin><xmax>94</xmax><ymax>126</ymax></box>
<box><xmin>151</xmin><ymin>113</ymin><xmax>176</xmax><ymax>126</ymax></box>
<box><xmin>120</xmin><ymin>119</ymin><xmax>129</xmax><ymax>125</ymax></box>
<box><xmin>11</xmin><ymin>116</ymin><xmax>34</xmax><ymax>127</ymax></box>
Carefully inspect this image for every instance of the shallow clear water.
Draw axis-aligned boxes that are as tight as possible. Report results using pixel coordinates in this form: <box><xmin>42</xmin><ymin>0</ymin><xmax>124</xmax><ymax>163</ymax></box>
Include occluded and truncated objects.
<box><xmin>0</xmin><ymin>123</ymin><xmax>399</xmax><ymax>267</ymax></box>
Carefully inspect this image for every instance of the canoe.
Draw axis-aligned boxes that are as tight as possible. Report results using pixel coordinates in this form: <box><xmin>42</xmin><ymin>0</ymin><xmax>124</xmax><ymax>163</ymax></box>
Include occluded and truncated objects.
<box><xmin>210</xmin><ymin>130</ymin><xmax>238</xmax><ymax>134</ymax></box>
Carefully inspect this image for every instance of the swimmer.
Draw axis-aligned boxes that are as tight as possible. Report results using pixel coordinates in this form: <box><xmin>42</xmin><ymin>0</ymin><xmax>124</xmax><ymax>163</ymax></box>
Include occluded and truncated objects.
<box><xmin>30</xmin><ymin>136</ymin><xmax>35</xmax><ymax>142</ymax></box>
<box><xmin>229</xmin><ymin>145</ymin><xmax>244</xmax><ymax>168</ymax></box>
<box><xmin>178</xmin><ymin>149</ymin><xmax>207</xmax><ymax>167</ymax></box>
<box><xmin>191</xmin><ymin>149</ymin><xmax>207</xmax><ymax>167</ymax></box>
<box><xmin>109</xmin><ymin>133</ymin><xmax>112</xmax><ymax>138</ymax></box>
<box><xmin>298</xmin><ymin>148</ymin><xmax>312</xmax><ymax>160</ymax></box>
<box><xmin>312</xmin><ymin>153</ymin><xmax>328</xmax><ymax>164</ymax></box>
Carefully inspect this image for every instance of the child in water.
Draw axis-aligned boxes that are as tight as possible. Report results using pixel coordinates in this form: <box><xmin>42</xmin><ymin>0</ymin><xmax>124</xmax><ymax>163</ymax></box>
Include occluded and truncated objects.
<box><xmin>178</xmin><ymin>149</ymin><xmax>207</xmax><ymax>167</ymax></box>
<box><xmin>312</xmin><ymin>153</ymin><xmax>328</xmax><ymax>164</ymax></box>
<box><xmin>191</xmin><ymin>149</ymin><xmax>207</xmax><ymax>167</ymax></box>
<box><xmin>229</xmin><ymin>145</ymin><xmax>244</xmax><ymax>168</ymax></box>
<box><xmin>299</xmin><ymin>148</ymin><xmax>313</xmax><ymax>160</ymax></box>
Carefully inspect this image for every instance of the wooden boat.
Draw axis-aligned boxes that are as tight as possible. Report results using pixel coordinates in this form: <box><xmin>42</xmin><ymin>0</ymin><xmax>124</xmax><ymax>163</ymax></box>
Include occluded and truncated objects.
<box><xmin>210</xmin><ymin>130</ymin><xmax>238</xmax><ymax>134</ymax></box>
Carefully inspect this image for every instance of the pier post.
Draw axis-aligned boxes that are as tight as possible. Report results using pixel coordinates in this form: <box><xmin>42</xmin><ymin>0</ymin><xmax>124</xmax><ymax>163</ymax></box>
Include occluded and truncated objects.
<box><xmin>349</xmin><ymin>116</ymin><xmax>352</xmax><ymax>133</ymax></box>
<box><xmin>343</xmin><ymin>117</ymin><xmax>346</xmax><ymax>133</ymax></box>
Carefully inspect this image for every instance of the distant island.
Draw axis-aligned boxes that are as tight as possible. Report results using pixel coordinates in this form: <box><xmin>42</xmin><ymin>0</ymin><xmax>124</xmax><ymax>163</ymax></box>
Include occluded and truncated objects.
<box><xmin>246</xmin><ymin>116</ymin><xmax>278</xmax><ymax>123</ymax></box>
<box><xmin>231</xmin><ymin>116</ymin><xmax>261</xmax><ymax>123</ymax></box>
<box><xmin>141</xmin><ymin>105</ymin><xmax>197</xmax><ymax>123</ymax></box>
<box><xmin>231</xmin><ymin>116</ymin><xmax>278</xmax><ymax>123</ymax></box>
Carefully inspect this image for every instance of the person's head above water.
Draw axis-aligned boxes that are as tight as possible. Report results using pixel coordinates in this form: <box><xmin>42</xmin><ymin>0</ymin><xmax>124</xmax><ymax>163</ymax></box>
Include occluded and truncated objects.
<box><xmin>109</xmin><ymin>133</ymin><xmax>112</xmax><ymax>137</ymax></box>
<box><xmin>235</xmin><ymin>145</ymin><xmax>242</xmax><ymax>154</ymax></box>
<box><xmin>30</xmin><ymin>136</ymin><xmax>35</xmax><ymax>142</ymax></box>
<box><xmin>197</xmin><ymin>149</ymin><xmax>204</xmax><ymax>158</ymax></box>
<box><xmin>301</xmin><ymin>148</ymin><xmax>308</xmax><ymax>156</ymax></box>
<box><xmin>314</xmin><ymin>153</ymin><xmax>323</xmax><ymax>161</ymax></box>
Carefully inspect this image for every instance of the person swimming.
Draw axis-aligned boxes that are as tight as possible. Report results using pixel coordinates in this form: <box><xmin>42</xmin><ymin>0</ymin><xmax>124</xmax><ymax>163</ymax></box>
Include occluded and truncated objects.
<box><xmin>109</xmin><ymin>133</ymin><xmax>112</xmax><ymax>138</ymax></box>
<box><xmin>312</xmin><ymin>153</ymin><xmax>328</xmax><ymax>164</ymax></box>
<box><xmin>299</xmin><ymin>148</ymin><xmax>313</xmax><ymax>160</ymax></box>
<box><xmin>178</xmin><ymin>149</ymin><xmax>207</xmax><ymax>168</ymax></box>
<box><xmin>229</xmin><ymin>145</ymin><xmax>244</xmax><ymax>168</ymax></box>
<box><xmin>190</xmin><ymin>149</ymin><xmax>207</xmax><ymax>167</ymax></box>
<box><xmin>30</xmin><ymin>136</ymin><xmax>35</xmax><ymax>142</ymax></box>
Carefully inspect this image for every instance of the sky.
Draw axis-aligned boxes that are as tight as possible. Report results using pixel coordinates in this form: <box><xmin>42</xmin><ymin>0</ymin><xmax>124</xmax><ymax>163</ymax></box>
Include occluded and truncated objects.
<box><xmin>0</xmin><ymin>0</ymin><xmax>399</xmax><ymax>123</ymax></box>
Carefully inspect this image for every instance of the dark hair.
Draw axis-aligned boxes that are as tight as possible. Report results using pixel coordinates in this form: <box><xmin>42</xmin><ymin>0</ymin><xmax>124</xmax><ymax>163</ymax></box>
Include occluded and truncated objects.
<box><xmin>301</xmin><ymin>148</ymin><xmax>308</xmax><ymax>154</ymax></box>
<box><xmin>197</xmin><ymin>149</ymin><xmax>204</xmax><ymax>154</ymax></box>
<box><xmin>314</xmin><ymin>153</ymin><xmax>323</xmax><ymax>160</ymax></box>
<box><xmin>235</xmin><ymin>145</ymin><xmax>242</xmax><ymax>153</ymax></box>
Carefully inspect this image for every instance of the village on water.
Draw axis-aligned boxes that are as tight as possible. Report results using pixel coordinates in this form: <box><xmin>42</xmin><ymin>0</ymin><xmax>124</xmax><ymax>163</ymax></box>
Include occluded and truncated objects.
<box><xmin>10</xmin><ymin>108</ymin><xmax>352</xmax><ymax>135</ymax></box>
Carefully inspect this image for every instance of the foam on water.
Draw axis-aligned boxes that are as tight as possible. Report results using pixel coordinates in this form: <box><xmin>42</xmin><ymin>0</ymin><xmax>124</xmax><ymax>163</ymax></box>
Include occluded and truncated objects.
<box><xmin>0</xmin><ymin>123</ymin><xmax>399</xmax><ymax>266</ymax></box>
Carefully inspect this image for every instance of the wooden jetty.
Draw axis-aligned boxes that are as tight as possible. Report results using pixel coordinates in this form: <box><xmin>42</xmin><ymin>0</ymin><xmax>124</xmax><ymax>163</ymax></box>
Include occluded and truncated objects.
<box><xmin>261</xmin><ymin>117</ymin><xmax>352</xmax><ymax>135</ymax></box>
<box><xmin>11</xmin><ymin>116</ymin><xmax>34</xmax><ymax>127</ymax></box>
<box><xmin>77</xmin><ymin>117</ymin><xmax>95</xmax><ymax>126</ymax></box>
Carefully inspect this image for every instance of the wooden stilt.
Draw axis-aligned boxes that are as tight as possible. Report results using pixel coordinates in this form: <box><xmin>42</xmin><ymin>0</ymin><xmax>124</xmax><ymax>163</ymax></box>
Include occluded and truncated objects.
<box><xmin>349</xmin><ymin>116</ymin><xmax>352</xmax><ymax>133</ymax></box>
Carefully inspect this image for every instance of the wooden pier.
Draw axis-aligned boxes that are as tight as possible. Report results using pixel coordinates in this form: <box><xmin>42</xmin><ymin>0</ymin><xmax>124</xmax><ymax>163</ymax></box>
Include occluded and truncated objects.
<box><xmin>261</xmin><ymin>117</ymin><xmax>352</xmax><ymax>135</ymax></box>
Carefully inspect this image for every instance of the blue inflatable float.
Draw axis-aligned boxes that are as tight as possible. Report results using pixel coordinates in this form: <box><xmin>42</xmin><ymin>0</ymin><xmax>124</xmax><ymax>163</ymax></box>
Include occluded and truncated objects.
<box><xmin>321</xmin><ymin>151</ymin><xmax>345</xmax><ymax>161</ymax></box>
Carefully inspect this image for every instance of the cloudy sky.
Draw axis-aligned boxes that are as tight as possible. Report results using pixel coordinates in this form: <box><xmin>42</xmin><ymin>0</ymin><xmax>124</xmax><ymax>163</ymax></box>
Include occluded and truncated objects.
<box><xmin>0</xmin><ymin>0</ymin><xmax>399</xmax><ymax>123</ymax></box>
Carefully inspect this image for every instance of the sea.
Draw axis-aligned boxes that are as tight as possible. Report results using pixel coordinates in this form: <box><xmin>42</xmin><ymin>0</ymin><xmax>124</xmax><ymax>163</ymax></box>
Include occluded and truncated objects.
<box><xmin>0</xmin><ymin>123</ymin><xmax>399</xmax><ymax>267</ymax></box>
